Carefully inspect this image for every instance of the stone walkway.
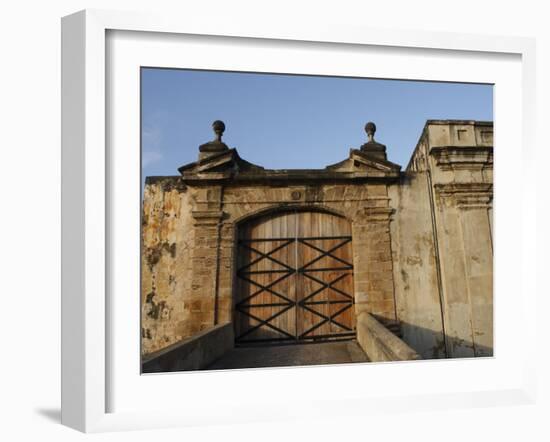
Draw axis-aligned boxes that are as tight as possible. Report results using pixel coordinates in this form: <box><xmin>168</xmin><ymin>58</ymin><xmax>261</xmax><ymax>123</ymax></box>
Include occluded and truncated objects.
<box><xmin>205</xmin><ymin>340</ymin><xmax>369</xmax><ymax>370</ymax></box>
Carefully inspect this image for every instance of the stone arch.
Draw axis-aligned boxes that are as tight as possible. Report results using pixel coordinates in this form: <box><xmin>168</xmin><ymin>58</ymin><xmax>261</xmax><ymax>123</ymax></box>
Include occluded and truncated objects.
<box><xmin>215</xmin><ymin>205</ymin><xmax>352</xmax><ymax>326</ymax></box>
<box><xmin>232</xmin><ymin>203</ymin><xmax>350</xmax><ymax>227</ymax></box>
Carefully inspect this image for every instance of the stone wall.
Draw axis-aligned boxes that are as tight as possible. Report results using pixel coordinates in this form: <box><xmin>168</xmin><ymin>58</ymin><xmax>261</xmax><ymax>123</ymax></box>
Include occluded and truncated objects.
<box><xmin>388</xmin><ymin>172</ymin><xmax>446</xmax><ymax>359</ymax></box>
<box><xmin>142</xmin><ymin>323</ymin><xmax>234</xmax><ymax>373</ymax></box>
<box><xmin>403</xmin><ymin>120</ymin><xmax>493</xmax><ymax>358</ymax></box>
<box><xmin>356</xmin><ymin>312</ymin><xmax>421</xmax><ymax>362</ymax></box>
<box><xmin>141</xmin><ymin>177</ymin><xmax>197</xmax><ymax>355</ymax></box>
<box><xmin>141</xmin><ymin>180</ymin><xmax>400</xmax><ymax>356</ymax></box>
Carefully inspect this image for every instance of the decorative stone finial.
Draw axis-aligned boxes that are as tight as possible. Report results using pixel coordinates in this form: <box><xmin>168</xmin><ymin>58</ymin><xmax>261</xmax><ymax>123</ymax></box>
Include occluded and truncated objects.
<box><xmin>212</xmin><ymin>120</ymin><xmax>225</xmax><ymax>142</ymax></box>
<box><xmin>365</xmin><ymin>121</ymin><xmax>376</xmax><ymax>142</ymax></box>
<box><xmin>198</xmin><ymin>120</ymin><xmax>229</xmax><ymax>160</ymax></box>
<box><xmin>360</xmin><ymin>121</ymin><xmax>387</xmax><ymax>161</ymax></box>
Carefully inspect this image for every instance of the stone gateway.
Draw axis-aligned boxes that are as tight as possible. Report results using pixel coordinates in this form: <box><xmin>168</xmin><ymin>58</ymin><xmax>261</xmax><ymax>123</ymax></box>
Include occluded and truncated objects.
<box><xmin>141</xmin><ymin>119</ymin><xmax>493</xmax><ymax>371</ymax></box>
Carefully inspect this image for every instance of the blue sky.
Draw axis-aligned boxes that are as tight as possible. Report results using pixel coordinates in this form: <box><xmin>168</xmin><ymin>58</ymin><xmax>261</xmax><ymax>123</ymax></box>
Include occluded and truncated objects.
<box><xmin>141</xmin><ymin>68</ymin><xmax>493</xmax><ymax>180</ymax></box>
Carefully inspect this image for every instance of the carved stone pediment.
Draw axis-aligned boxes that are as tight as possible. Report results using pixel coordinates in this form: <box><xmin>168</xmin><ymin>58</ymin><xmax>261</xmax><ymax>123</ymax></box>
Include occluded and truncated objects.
<box><xmin>326</xmin><ymin>149</ymin><xmax>401</xmax><ymax>177</ymax></box>
<box><xmin>178</xmin><ymin>148</ymin><xmax>265</xmax><ymax>181</ymax></box>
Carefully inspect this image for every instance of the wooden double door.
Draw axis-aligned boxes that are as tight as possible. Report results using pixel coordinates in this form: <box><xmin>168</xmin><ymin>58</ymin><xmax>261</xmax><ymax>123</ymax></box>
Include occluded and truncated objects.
<box><xmin>235</xmin><ymin>210</ymin><xmax>355</xmax><ymax>345</ymax></box>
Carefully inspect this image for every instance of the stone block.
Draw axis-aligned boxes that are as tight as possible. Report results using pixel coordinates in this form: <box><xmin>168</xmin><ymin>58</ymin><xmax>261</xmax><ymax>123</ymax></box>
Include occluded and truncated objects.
<box><xmin>190</xmin><ymin>300</ymin><xmax>202</xmax><ymax>313</ymax></box>
<box><xmin>356</xmin><ymin>312</ymin><xmax>420</xmax><ymax>362</ymax></box>
<box><xmin>368</xmin><ymin>279</ymin><xmax>395</xmax><ymax>292</ymax></box>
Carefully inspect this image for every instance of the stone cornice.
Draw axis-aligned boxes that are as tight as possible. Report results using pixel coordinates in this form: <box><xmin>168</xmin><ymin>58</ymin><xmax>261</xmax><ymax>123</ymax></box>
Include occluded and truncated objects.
<box><xmin>144</xmin><ymin>176</ymin><xmax>187</xmax><ymax>193</ymax></box>
<box><xmin>355</xmin><ymin>206</ymin><xmax>395</xmax><ymax>222</ymax></box>
<box><xmin>429</xmin><ymin>145</ymin><xmax>493</xmax><ymax>171</ymax></box>
<box><xmin>191</xmin><ymin>210</ymin><xmax>224</xmax><ymax>226</ymax></box>
<box><xmin>434</xmin><ymin>183</ymin><xmax>493</xmax><ymax>210</ymax></box>
<box><xmin>182</xmin><ymin>170</ymin><xmax>401</xmax><ymax>185</ymax></box>
<box><xmin>180</xmin><ymin>148</ymin><xmax>401</xmax><ymax>185</ymax></box>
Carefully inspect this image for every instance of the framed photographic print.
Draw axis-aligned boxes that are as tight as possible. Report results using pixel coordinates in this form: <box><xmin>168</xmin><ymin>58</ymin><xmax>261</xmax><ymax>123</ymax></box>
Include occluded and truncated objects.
<box><xmin>61</xmin><ymin>9</ymin><xmax>537</xmax><ymax>433</ymax></box>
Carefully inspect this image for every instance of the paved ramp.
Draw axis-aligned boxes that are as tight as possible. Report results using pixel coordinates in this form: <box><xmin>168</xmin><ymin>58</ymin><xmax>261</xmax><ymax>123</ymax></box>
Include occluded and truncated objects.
<box><xmin>205</xmin><ymin>340</ymin><xmax>369</xmax><ymax>370</ymax></box>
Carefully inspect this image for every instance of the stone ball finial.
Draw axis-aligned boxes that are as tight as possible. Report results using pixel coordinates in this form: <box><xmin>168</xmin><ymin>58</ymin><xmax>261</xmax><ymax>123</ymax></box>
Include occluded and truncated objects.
<box><xmin>199</xmin><ymin>120</ymin><xmax>228</xmax><ymax>156</ymax></box>
<box><xmin>212</xmin><ymin>120</ymin><xmax>225</xmax><ymax>141</ymax></box>
<box><xmin>365</xmin><ymin>121</ymin><xmax>376</xmax><ymax>141</ymax></box>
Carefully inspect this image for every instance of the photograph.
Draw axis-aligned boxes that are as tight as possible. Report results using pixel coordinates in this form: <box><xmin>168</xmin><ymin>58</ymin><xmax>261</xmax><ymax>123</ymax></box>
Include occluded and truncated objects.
<box><xmin>1</xmin><ymin>0</ymin><xmax>546</xmax><ymax>438</ymax></box>
<box><xmin>139</xmin><ymin>69</ymin><xmax>494</xmax><ymax>373</ymax></box>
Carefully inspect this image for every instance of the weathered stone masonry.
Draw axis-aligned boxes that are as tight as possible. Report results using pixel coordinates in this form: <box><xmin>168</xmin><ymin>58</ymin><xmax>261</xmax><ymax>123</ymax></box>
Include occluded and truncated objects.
<box><xmin>141</xmin><ymin>120</ymin><xmax>493</xmax><ymax>360</ymax></box>
<box><xmin>390</xmin><ymin>120</ymin><xmax>493</xmax><ymax>358</ymax></box>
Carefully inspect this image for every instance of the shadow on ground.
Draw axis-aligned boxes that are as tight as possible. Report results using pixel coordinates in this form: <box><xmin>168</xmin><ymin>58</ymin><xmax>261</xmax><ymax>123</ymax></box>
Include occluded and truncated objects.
<box><xmin>34</xmin><ymin>408</ymin><xmax>61</xmax><ymax>423</ymax></box>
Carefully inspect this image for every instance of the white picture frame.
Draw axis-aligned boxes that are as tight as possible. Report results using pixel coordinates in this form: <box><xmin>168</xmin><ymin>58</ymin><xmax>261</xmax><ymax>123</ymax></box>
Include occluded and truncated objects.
<box><xmin>61</xmin><ymin>9</ymin><xmax>537</xmax><ymax>433</ymax></box>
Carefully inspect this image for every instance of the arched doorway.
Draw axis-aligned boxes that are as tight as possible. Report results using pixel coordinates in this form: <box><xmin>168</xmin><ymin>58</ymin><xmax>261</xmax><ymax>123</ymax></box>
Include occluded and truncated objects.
<box><xmin>234</xmin><ymin>210</ymin><xmax>355</xmax><ymax>345</ymax></box>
